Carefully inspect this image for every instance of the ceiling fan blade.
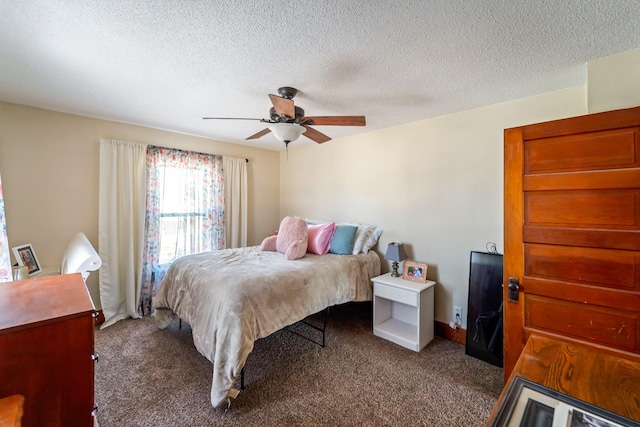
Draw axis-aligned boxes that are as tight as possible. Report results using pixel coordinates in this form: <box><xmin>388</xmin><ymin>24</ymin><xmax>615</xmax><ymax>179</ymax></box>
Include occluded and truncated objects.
<box><xmin>302</xmin><ymin>125</ymin><xmax>331</xmax><ymax>144</ymax></box>
<box><xmin>269</xmin><ymin>94</ymin><xmax>295</xmax><ymax>118</ymax></box>
<box><xmin>303</xmin><ymin>116</ymin><xmax>366</xmax><ymax>126</ymax></box>
<box><xmin>246</xmin><ymin>128</ymin><xmax>271</xmax><ymax>140</ymax></box>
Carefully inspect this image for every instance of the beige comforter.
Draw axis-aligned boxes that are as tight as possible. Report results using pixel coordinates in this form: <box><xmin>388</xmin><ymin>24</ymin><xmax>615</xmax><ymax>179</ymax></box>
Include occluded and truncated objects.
<box><xmin>154</xmin><ymin>246</ymin><xmax>380</xmax><ymax>408</ymax></box>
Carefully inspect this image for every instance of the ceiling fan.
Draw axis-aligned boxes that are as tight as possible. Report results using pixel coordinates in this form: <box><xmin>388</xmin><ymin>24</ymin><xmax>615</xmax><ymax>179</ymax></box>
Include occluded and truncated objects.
<box><xmin>203</xmin><ymin>87</ymin><xmax>366</xmax><ymax>147</ymax></box>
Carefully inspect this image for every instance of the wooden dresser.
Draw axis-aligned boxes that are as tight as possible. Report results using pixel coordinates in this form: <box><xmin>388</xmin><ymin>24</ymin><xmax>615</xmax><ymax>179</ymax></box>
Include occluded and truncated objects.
<box><xmin>0</xmin><ymin>274</ymin><xmax>97</xmax><ymax>426</ymax></box>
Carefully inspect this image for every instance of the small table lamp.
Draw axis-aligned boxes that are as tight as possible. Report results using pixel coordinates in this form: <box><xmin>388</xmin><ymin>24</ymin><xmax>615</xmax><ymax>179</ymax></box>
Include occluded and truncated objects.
<box><xmin>385</xmin><ymin>242</ymin><xmax>408</xmax><ymax>277</ymax></box>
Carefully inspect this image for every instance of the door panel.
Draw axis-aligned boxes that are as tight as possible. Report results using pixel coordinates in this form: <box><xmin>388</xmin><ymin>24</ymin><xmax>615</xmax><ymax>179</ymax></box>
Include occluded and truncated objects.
<box><xmin>525</xmin><ymin>190</ymin><xmax>640</xmax><ymax>228</ymax></box>
<box><xmin>524</xmin><ymin>128</ymin><xmax>639</xmax><ymax>174</ymax></box>
<box><xmin>523</xmin><ymin>227</ymin><xmax>640</xmax><ymax>250</ymax></box>
<box><xmin>524</xmin><ymin>169</ymin><xmax>640</xmax><ymax>191</ymax></box>
<box><xmin>525</xmin><ymin>295</ymin><xmax>638</xmax><ymax>351</ymax></box>
<box><xmin>504</xmin><ymin>105</ymin><xmax>640</xmax><ymax>380</ymax></box>
<box><xmin>524</xmin><ymin>278</ymin><xmax>640</xmax><ymax>312</ymax></box>
<box><xmin>525</xmin><ymin>244</ymin><xmax>638</xmax><ymax>290</ymax></box>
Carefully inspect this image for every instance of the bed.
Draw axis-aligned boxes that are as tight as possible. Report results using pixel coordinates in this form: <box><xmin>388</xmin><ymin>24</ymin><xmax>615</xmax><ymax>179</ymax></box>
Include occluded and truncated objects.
<box><xmin>154</xmin><ymin>245</ymin><xmax>381</xmax><ymax>408</ymax></box>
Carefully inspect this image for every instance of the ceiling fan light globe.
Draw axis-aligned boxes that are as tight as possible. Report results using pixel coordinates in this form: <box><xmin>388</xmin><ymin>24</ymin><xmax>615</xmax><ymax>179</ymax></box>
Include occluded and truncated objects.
<box><xmin>268</xmin><ymin>123</ymin><xmax>305</xmax><ymax>143</ymax></box>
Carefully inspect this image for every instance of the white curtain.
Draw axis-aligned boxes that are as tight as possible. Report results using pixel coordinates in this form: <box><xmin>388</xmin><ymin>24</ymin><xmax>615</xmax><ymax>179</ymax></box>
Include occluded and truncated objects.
<box><xmin>223</xmin><ymin>157</ymin><xmax>248</xmax><ymax>248</ymax></box>
<box><xmin>98</xmin><ymin>139</ymin><xmax>147</xmax><ymax>328</ymax></box>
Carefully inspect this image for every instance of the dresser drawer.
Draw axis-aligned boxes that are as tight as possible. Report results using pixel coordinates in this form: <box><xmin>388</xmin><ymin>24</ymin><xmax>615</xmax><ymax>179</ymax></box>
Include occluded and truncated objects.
<box><xmin>374</xmin><ymin>282</ymin><xmax>418</xmax><ymax>307</ymax></box>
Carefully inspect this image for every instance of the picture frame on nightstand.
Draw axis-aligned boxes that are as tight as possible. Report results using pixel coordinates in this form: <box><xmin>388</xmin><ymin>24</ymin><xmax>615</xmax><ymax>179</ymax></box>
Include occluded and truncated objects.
<box><xmin>402</xmin><ymin>261</ymin><xmax>427</xmax><ymax>283</ymax></box>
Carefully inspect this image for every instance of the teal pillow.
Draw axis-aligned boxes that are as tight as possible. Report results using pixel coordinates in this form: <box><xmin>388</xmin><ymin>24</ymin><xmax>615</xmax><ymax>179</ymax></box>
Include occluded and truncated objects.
<box><xmin>329</xmin><ymin>224</ymin><xmax>358</xmax><ymax>255</ymax></box>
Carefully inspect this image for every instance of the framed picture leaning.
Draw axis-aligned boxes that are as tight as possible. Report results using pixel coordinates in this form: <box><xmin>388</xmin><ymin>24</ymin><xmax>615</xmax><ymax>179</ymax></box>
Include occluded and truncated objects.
<box><xmin>12</xmin><ymin>243</ymin><xmax>41</xmax><ymax>276</ymax></box>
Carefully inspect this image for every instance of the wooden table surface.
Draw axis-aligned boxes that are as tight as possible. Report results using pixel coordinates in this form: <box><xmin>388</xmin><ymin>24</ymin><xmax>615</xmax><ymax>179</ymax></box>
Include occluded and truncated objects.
<box><xmin>486</xmin><ymin>334</ymin><xmax>640</xmax><ymax>424</ymax></box>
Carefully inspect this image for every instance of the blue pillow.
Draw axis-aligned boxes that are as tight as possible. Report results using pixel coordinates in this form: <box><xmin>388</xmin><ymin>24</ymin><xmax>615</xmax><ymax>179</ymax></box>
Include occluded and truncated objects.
<box><xmin>329</xmin><ymin>224</ymin><xmax>358</xmax><ymax>255</ymax></box>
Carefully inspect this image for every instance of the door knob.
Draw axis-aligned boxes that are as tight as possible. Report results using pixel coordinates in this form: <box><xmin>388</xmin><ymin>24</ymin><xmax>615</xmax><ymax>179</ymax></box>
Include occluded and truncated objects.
<box><xmin>508</xmin><ymin>277</ymin><xmax>519</xmax><ymax>303</ymax></box>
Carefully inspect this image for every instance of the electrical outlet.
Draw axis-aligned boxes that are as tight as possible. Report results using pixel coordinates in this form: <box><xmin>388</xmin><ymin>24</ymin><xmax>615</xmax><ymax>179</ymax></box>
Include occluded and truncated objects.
<box><xmin>454</xmin><ymin>306</ymin><xmax>462</xmax><ymax>323</ymax></box>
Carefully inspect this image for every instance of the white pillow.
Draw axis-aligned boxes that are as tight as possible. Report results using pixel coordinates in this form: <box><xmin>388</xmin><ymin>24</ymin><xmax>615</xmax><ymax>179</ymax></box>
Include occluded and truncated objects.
<box><xmin>351</xmin><ymin>224</ymin><xmax>383</xmax><ymax>254</ymax></box>
<box><xmin>363</xmin><ymin>225</ymin><xmax>383</xmax><ymax>253</ymax></box>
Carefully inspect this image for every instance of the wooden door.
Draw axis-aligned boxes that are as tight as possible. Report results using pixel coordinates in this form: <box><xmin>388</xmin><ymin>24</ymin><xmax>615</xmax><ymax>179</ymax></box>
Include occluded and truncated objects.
<box><xmin>503</xmin><ymin>105</ymin><xmax>640</xmax><ymax>380</ymax></box>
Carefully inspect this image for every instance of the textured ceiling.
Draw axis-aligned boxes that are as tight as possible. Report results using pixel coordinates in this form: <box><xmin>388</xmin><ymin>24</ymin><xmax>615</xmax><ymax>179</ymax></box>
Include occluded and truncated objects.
<box><xmin>1</xmin><ymin>1</ymin><xmax>640</xmax><ymax>151</ymax></box>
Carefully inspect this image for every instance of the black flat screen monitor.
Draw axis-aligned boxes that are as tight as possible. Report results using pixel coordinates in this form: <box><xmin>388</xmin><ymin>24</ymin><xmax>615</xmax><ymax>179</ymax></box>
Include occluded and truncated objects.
<box><xmin>465</xmin><ymin>251</ymin><xmax>503</xmax><ymax>367</ymax></box>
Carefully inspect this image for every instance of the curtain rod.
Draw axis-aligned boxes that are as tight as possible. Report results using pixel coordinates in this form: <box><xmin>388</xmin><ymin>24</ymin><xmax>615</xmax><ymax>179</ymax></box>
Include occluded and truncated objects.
<box><xmin>147</xmin><ymin>145</ymin><xmax>249</xmax><ymax>163</ymax></box>
<box><xmin>224</xmin><ymin>156</ymin><xmax>249</xmax><ymax>162</ymax></box>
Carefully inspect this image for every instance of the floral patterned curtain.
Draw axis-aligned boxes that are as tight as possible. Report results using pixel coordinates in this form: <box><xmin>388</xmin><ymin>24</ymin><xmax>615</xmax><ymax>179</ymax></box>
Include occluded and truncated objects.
<box><xmin>140</xmin><ymin>146</ymin><xmax>225</xmax><ymax>315</ymax></box>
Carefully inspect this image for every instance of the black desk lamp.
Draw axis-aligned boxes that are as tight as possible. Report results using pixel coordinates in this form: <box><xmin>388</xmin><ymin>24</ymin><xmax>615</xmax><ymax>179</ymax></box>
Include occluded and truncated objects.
<box><xmin>385</xmin><ymin>242</ymin><xmax>407</xmax><ymax>277</ymax></box>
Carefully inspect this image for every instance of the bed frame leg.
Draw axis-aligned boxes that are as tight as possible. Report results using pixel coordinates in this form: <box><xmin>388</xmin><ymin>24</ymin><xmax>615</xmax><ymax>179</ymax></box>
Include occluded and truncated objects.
<box><xmin>235</xmin><ymin>307</ymin><xmax>330</xmax><ymax>395</ymax></box>
<box><xmin>291</xmin><ymin>306</ymin><xmax>330</xmax><ymax>347</ymax></box>
<box><xmin>321</xmin><ymin>306</ymin><xmax>329</xmax><ymax>347</ymax></box>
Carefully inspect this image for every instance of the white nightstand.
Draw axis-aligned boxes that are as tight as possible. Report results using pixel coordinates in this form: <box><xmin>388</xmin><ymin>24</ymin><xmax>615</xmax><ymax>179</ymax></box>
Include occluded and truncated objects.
<box><xmin>371</xmin><ymin>272</ymin><xmax>435</xmax><ymax>351</ymax></box>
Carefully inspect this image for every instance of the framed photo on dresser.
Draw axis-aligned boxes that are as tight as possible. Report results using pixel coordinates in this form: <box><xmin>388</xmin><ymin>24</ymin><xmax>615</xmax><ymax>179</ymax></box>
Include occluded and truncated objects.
<box><xmin>12</xmin><ymin>243</ymin><xmax>41</xmax><ymax>276</ymax></box>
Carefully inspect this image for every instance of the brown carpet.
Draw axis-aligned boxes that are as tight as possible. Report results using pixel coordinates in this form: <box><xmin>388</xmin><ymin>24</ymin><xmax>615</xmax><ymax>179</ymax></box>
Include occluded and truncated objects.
<box><xmin>94</xmin><ymin>302</ymin><xmax>503</xmax><ymax>426</ymax></box>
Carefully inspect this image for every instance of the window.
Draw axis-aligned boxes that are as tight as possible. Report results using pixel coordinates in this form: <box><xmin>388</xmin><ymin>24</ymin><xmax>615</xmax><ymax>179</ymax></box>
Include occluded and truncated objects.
<box><xmin>157</xmin><ymin>165</ymin><xmax>209</xmax><ymax>265</ymax></box>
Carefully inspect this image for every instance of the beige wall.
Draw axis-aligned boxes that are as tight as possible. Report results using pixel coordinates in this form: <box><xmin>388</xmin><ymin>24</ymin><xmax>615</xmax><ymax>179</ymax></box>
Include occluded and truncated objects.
<box><xmin>0</xmin><ymin>101</ymin><xmax>280</xmax><ymax>308</ymax></box>
<box><xmin>280</xmin><ymin>86</ymin><xmax>588</xmax><ymax>328</ymax></box>
<box><xmin>588</xmin><ymin>47</ymin><xmax>640</xmax><ymax>113</ymax></box>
